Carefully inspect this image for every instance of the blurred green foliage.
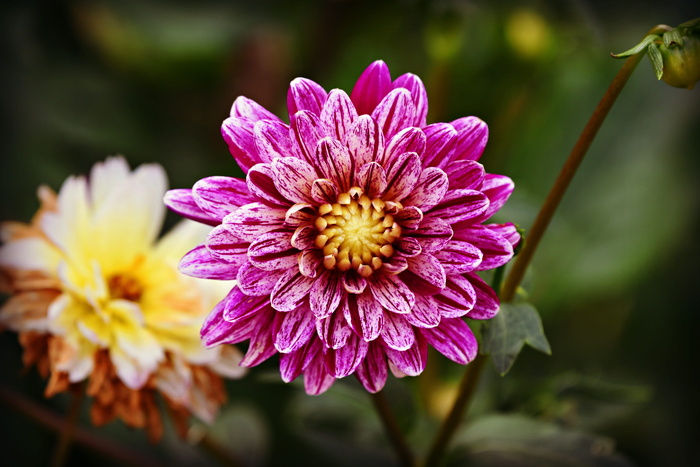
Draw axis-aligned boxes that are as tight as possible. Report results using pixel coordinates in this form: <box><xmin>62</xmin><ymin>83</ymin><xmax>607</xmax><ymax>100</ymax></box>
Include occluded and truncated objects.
<box><xmin>1</xmin><ymin>0</ymin><xmax>699</xmax><ymax>466</ymax></box>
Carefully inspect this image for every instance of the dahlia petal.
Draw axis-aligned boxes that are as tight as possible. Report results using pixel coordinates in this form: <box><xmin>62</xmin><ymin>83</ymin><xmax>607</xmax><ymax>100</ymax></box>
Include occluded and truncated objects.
<box><xmin>411</xmin><ymin>217</ymin><xmax>453</xmax><ymax>253</ymax></box>
<box><xmin>311</xmin><ymin>179</ymin><xmax>339</xmax><ymax>204</ymax></box>
<box><xmin>316</xmin><ymin>307</ymin><xmax>352</xmax><ymax>349</ymax></box>
<box><xmin>433</xmin><ymin>274</ymin><xmax>476</xmax><ymax>318</ymax></box>
<box><xmin>421</xmin><ymin>317</ymin><xmax>477</xmax><ymax>364</ymax></box>
<box><xmin>279</xmin><ymin>338</ymin><xmax>320</xmax><ymax>383</ymax></box>
<box><xmin>271</xmin><ymin>154</ymin><xmax>318</xmax><ymax>204</ymax></box>
<box><xmin>164</xmin><ymin>189</ymin><xmax>219</xmax><ymax>226</ymax></box>
<box><xmin>485</xmin><ymin>222</ymin><xmax>521</xmax><ymax>249</ymax></box>
<box><xmin>222</xmin><ymin>287</ymin><xmax>270</xmax><ymax>322</ymax></box>
<box><xmin>221</xmin><ymin>117</ymin><xmax>259</xmax><ymax>174</ymax></box>
<box><xmin>433</xmin><ymin>239</ymin><xmax>483</xmax><ymax>274</ymax></box>
<box><xmin>223</xmin><ymin>203</ymin><xmax>287</xmax><ymax>242</ymax></box>
<box><xmin>304</xmin><ymin>353</ymin><xmax>336</xmax><ymax>395</ymax></box>
<box><xmin>383</xmin><ymin>127</ymin><xmax>426</xmax><ymax>168</ymax></box>
<box><xmin>344</xmin><ymin>291</ymin><xmax>383</xmax><ymax>342</ymax></box>
<box><xmin>342</xmin><ymin>271</ymin><xmax>367</xmax><ymax>294</ymax></box>
<box><xmin>466</xmin><ymin>272</ymin><xmax>499</xmax><ymax>319</ymax></box>
<box><xmin>394</xmin><ymin>206</ymin><xmax>423</xmax><ymax>230</ymax></box>
<box><xmin>444</xmin><ymin>160</ymin><xmax>485</xmax><ymax>190</ymax></box>
<box><xmin>367</xmin><ymin>273</ymin><xmax>415</xmax><ymax>314</ymax></box>
<box><xmin>394</xmin><ymin>237</ymin><xmax>422</xmax><ymax>257</ymax></box>
<box><xmin>422</xmin><ymin>123</ymin><xmax>458</xmax><ymax>167</ymax></box>
<box><xmin>381</xmin><ymin>255</ymin><xmax>409</xmax><ymax>274</ymax></box>
<box><xmin>372</xmin><ymin>88</ymin><xmax>416</xmax><ymax>142</ymax></box>
<box><xmin>192</xmin><ymin>176</ymin><xmax>253</xmax><ymax>220</ymax></box>
<box><xmin>357</xmin><ymin>162</ymin><xmax>388</xmax><ymax>198</ymax></box>
<box><xmin>400</xmin><ymin>254</ymin><xmax>447</xmax><ymax>296</ymax></box>
<box><xmin>324</xmin><ymin>332</ymin><xmax>368</xmax><ymax>378</ymax></box>
<box><xmin>443</xmin><ymin>116</ymin><xmax>489</xmax><ymax>165</ymax></box>
<box><xmin>290</xmin><ymin>110</ymin><xmax>324</xmax><ymax>164</ymax></box>
<box><xmin>454</xmin><ymin>226</ymin><xmax>513</xmax><ymax>270</ymax></box>
<box><xmin>428</xmin><ymin>189</ymin><xmax>489</xmax><ymax>224</ymax></box>
<box><xmin>320</xmin><ymin>89</ymin><xmax>358</xmax><ymax>141</ymax></box>
<box><xmin>291</xmin><ymin>225</ymin><xmax>317</xmax><ymax>250</ymax></box>
<box><xmin>381</xmin><ymin>312</ymin><xmax>415</xmax><ymax>351</ymax></box>
<box><xmin>237</xmin><ymin>261</ymin><xmax>287</xmax><ymax>296</ymax></box>
<box><xmin>247</xmin><ymin>231</ymin><xmax>299</xmax><ymax>271</ymax></box>
<box><xmin>247</xmin><ymin>163</ymin><xmax>289</xmax><ymax>207</ymax></box>
<box><xmin>287</xmin><ymin>77</ymin><xmax>328</xmax><ymax>117</ymax></box>
<box><xmin>480</xmin><ymin>174</ymin><xmax>515</xmax><ymax>220</ymax></box>
<box><xmin>393</xmin><ymin>73</ymin><xmax>428</xmax><ymax>127</ymax></box>
<box><xmin>284</xmin><ymin>204</ymin><xmax>317</xmax><ymax>227</ymax></box>
<box><xmin>275</xmin><ymin>302</ymin><xmax>317</xmax><ymax>353</ymax></box>
<box><xmin>405</xmin><ymin>295</ymin><xmax>441</xmax><ymax>328</ymax></box>
<box><xmin>354</xmin><ymin>342</ymin><xmax>388</xmax><ymax>393</ymax></box>
<box><xmin>315</xmin><ymin>137</ymin><xmax>354</xmax><ymax>192</ymax></box>
<box><xmin>270</xmin><ymin>268</ymin><xmax>315</xmax><ymax>311</ymax></box>
<box><xmin>344</xmin><ymin>114</ymin><xmax>385</xmax><ymax>168</ymax></box>
<box><xmin>350</xmin><ymin>60</ymin><xmax>392</xmax><ymax>116</ymax></box>
<box><xmin>230</xmin><ymin>95</ymin><xmax>281</xmax><ymax>122</ymax></box>
<box><xmin>299</xmin><ymin>248</ymin><xmax>322</xmax><ymax>278</ymax></box>
<box><xmin>201</xmin><ymin>288</ymin><xmax>244</xmax><ymax>346</ymax></box>
<box><xmin>254</xmin><ymin>119</ymin><xmax>293</xmax><ymax>163</ymax></box>
<box><xmin>384</xmin><ymin>152</ymin><xmax>422</xmax><ymax>202</ymax></box>
<box><xmin>309</xmin><ymin>269</ymin><xmax>344</xmax><ymax>320</ymax></box>
<box><xmin>179</xmin><ymin>245</ymin><xmax>240</xmax><ymax>280</ymax></box>
<box><xmin>205</xmin><ymin>224</ymin><xmax>248</xmax><ymax>263</ymax></box>
<box><xmin>240</xmin><ymin>310</ymin><xmax>278</xmax><ymax>367</ymax></box>
<box><xmin>402</xmin><ymin>167</ymin><xmax>449</xmax><ymax>211</ymax></box>
<box><xmin>385</xmin><ymin>333</ymin><xmax>427</xmax><ymax>376</ymax></box>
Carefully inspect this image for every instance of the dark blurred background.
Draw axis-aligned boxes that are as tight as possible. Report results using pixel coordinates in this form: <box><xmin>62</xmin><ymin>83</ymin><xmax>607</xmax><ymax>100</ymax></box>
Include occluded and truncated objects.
<box><xmin>1</xmin><ymin>0</ymin><xmax>699</xmax><ymax>466</ymax></box>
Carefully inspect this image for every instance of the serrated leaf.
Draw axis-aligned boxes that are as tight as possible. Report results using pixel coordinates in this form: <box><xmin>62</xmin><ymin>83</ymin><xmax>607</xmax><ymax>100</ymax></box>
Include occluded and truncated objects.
<box><xmin>611</xmin><ymin>34</ymin><xmax>658</xmax><ymax>58</ymax></box>
<box><xmin>481</xmin><ymin>302</ymin><xmax>551</xmax><ymax>376</ymax></box>
<box><xmin>647</xmin><ymin>43</ymin><xmax>664</xmax><ymax>79</ymax></box>
<box><xmin>663</xmin><ymin>28</ymin><xmax>683</xmax><ymax>47</ymax></box>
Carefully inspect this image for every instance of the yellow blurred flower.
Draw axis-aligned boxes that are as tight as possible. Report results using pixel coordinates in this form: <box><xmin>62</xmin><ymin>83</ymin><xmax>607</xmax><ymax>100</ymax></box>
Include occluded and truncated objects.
<box><xmin>0</xmin><ymin>157</ymin><xmax>246</xmax><ymax>441</ymax></box>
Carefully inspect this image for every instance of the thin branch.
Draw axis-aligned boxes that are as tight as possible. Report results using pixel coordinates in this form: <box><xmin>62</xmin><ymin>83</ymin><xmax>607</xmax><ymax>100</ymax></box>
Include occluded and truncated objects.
<box><xmin>370</xmin><ymin>390</ymin><xmax>415</xmax><ymax>467</ymax></box>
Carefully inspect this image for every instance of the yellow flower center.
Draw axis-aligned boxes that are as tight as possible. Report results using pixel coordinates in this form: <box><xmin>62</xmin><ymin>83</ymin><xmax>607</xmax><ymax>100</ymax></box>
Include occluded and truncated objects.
<box><xmin>107</xmin><ymin>274</ymin><xmax>143</xmax><ymax>302</ymax></box>
<box><xmin>314</xmin><ymin>187</ymin><xmax>402</xmax><ymax>277</ymax></box>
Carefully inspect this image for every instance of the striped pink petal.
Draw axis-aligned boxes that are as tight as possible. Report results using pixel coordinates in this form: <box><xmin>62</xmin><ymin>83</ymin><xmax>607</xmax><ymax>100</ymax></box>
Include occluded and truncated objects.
<box><xmin>372</xmin><ymin>88</ymin><xmax>416</xmax><ymax>142</ymax></box>
<box><xmin>444</xmin><ymin>160</ymin><xmax>485</xmax><ymax>190</ymax></box>
<box><xmin>344</xmin><ymin>291</ymin><xmax>383</xmax><ymax>342</ymax></box>
<box><xmin>275</xmin><ymin>302</ymin><xmax>317</xmax><ymax>353</ymax></box>
<box><xmin>287</xmin><ymin>77</ymin><xmax>328</xmax><ymax>118</ymax></box>
<box><xmin>433</xmin><ymin>274</ymin><xmax>476</xmax><ymax>318</ymax></box>
<box><xmin>237</xmin><ymin>262</ymin><xmax>286</xmax><ymax>296</ymax></box>
<box><xmin>314</xmin><ymin>137</ymin><xmax>354</xmax><ymax>192</ymax></box>
<box><xmin>309</xmin><ymin>269</ymin><xmax>344</xmax><ymax>320</ymax></box>
<box><xmin>193</xmin><ymin>176</ymin><xmax>254</xmax><ymax>220</ymax></box>
<box><xmin>421</xmin><ymin>317</ymin><xmax>477</xmax><ymax>364</ymax></box>
<box><xmin>443</xmin><ymin>116</ymin><xmax>489</xmax><ymax>165</ymax></box>
<box><xmin>222</xmin><ymin>287</ymin><xmax>269</xmax><ymax>322</ymax></box>
<box><xmin>164</xmin><ymin>189</ymin><xmax>219</xmax><ymax>225</ymax></box>
<box><xmin>383</xmin><ymin>127</ymin><xmax>426</xmax><ymax>168</ymax></box>
<box><xmin>433</xmin><ymin>239</ymin><xmax>483</xmax><ymax>274</ymax></box>
<box><xmin>400</xmin><ymin>254</ymin><xmax>446</xmax><ymax>296</ymax></box>
<box><xmin>271</xmin><ymin>156</ymin><xmax>317</xmax><ymax>204</ymax></box>
<box><xmin>427</xmin><ymin>189</ymin><xmax>489</xmax><ymax>225</ymax></box>
<box><xmin>205</xmin><ymin>224</ymin><xmax>248</xmax><ymax>263</ymax></box>
<box><xmin>246</xmin><ymin>164</ymin><xmax>289</xmax><ymax>207</ymax></box>
<box><xmin>465</xmin><ymin>272</ymin><xmax>499</xmax><ymax>319</ymax></box>
<box><xmin>230</xmin><ymin>96</ymin><xmax>281</xmax><ymax>122</ymax></box>
<box><xmin>279</xmin><ymin>338</ymin><xmax>320</xmax><ymax>383</ymax></box>
<box><xmin>320</xmin><ymin>89</ymin><xmax>358</xmax><ymax>141</ymax></box>
<box><xmin>354</xmin><ymin>342</ymin><xmax>387</xmax><ymax>393</ymax></box>
<box><xmin>350</xmin><ymin>60</ymin><xmax>392</xmax><ymax>115</ymax></box>
<box><xmin>405</xmin><ymin>295</ymin><xmax>441</xmax><ymax>328</ymax></box>
<box><xmin>422</xmin><ymin>123</ymin><xmax>457</xmax><ymax>167</ymax></box>
<box><xmin>383</xmin><ymin>152</ymin><xmax>422</xmax><ymax>202</ymax></box>
<box><xmin>385</xmin><ymin>333</ymin><xmax>427</xmax><ymax>376</ymax></box>
<box><xmin>290</xmin><ymin>110</ymin><xmax>324</xmax><ymax>165</ymax></box>
<box><xmin>254</xmin><ymin>119</ymin><xmax>293</xmax><ymax>163</ymax></box>
<box><xmin>393</xmin><ymin>73</ymin><xmax>428</xmax><ymax>127</ymax></box>
<box><xmin>248</xmin><ymin>231</ymin><xmax>299</xmax><ymax>271</ymax></box>
<box><xmin>270</xmin><ymin>268</ymin><xmax>315</xmax><ymax>312</ymax></box>
<box><xmin>410</xmin><ymin>217</ymin><xmax>453</xmax><ymax>253</ymax></box>
<box><xmin>304</xmin><ymin>353</ymin><xmax>336</xmax><ymax>395</ymax></box>
<box><xmin>223</xmin><ymin>203</ymin><xmax>287</xmax><ymax>242</ymax></box>
<box><xmin>179</xmin><ymin>245</ymin><xmax>240</xmax><ymax>280</ymax></box>
<box><xmin>402</xmin><ymin>167</ymin><xmax>449</xmax><ymax>211</ymax></box>
<box><xmin>324</xmin><ymin>332</ymin><xmax>368</xmax><ymax>378</ymax></box>
<box><xmin>381</xmin><ymin>312</ymin><xmax>415</xmax><ymax>351</ymax></box>
<box><xmin>368</xmin><ymin>273</ymin><xmax>415</xmax><ymax>314</ymax></box>
<box><xmin>344</xmin><ymin>114</ymin><xmax>384</xmax><ymax>168</ymax></box>
<box><xmin>221</xmin><ymin>117</ymin><xmax>259</xmax><ymax>174</ymax></box>
<box><xmin>316</xmin><ymin>308</ymin><xmax>352</xmax><ymax>349</ymax></box>
<box><xmin>454</xmin><ymin>225</ymin><xmax>513</xmax><ymax>270</ymax></box>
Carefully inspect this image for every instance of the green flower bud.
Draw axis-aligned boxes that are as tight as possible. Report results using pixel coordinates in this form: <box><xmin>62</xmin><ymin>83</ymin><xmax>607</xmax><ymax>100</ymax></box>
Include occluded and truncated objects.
<box><xmin>612</xmin><ymin>17</ymin><xmax>700</xmax><ymax>90</ymax></box>
<box><xmin>658</xmin><ymin>30</ymin><xmax>700</xmax><ymax>89</ymax></box>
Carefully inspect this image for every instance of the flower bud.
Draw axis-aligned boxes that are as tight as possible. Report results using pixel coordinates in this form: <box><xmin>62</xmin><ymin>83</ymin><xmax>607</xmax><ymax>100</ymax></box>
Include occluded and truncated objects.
<box><xmin>658</xmin><ymin>32</ymin><xmax>700</xmax><ymax>89</ymax></box>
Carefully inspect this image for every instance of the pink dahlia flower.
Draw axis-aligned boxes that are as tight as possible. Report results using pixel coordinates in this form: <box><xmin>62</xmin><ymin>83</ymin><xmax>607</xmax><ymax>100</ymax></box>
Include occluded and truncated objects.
<box><xmin>165</xmin><ymin>61</ymin><xmax>519</xmax><ymax>395</ymax></box>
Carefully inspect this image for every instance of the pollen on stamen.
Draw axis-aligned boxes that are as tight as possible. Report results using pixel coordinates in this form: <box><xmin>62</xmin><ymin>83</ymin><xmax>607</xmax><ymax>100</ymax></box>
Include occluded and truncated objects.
<box><xmin>313</xmin><ymin>188</ymin><xmax>404</xmax><ymax>278</ymax></box>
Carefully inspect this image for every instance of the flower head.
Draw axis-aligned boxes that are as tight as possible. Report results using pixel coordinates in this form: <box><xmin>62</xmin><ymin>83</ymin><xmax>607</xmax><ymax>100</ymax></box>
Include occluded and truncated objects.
<box><xmin>166</xmin><ymin>61</ymin><xmax>519</xmax><ymax>394</ymax></box>
<box><xmin>0</xmin><ymin>157</ymin><xmax>245</xmax><ymax>440</ymax></box>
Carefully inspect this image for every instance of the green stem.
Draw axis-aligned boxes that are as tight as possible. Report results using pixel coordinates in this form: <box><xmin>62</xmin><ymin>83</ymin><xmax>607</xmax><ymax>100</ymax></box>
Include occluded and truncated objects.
<box><xmin>370</xmin><ymin>390</ymin><xmax>415</xmax><ymax>467</ymax></box>
<box><xmin>500</xmin><ymin>25</ymin><xmax>669</xmax><ymax>302</ymax></box>
<box><xmin>422</xmin><ymin>24</ymin><xmax>671</xmax><ymax>467</ymax></box>
<box><xmin>423</xmin><ymin>353</ymin><xmax>487</xmax><ymax>467</ymax></box>
<box><xmin>0</xmin><ymin>384</ymin><xmax>163</xmax><ymax>467</ymax></box>
<box><xmin>49</xmin><ymin>384</ymin><xmax>84</xmax><ymax>467</ymax></box>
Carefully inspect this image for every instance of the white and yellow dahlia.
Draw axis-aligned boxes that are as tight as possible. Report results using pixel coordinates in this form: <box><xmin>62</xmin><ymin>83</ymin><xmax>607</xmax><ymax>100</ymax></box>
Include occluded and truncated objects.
<box><xmin>0</xmin><ymin>156</ymin><xmax>245</xmax><ymax>440</ymax></box>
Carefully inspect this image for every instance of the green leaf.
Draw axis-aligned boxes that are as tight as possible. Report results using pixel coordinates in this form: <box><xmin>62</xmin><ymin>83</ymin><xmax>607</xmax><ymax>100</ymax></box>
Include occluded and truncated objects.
<box><xmin>481</xmin><ymin>302</ymin><xmax>551</xmax><ymax>376</ymax></box>
<box><xmin>611</xmin><ymin>34</ymin><xmax>658</xmax><ymax>58</ymax></box>
<box><xmin>663</xmin><ymin>28</ymin><xmax>683</xmax><ymax>47</ymax></box>
<box><xmin>451</xmin><ymin>414</ymin><xmax>637</xmax><ymax>467</ymax></box>
<box><xmin>647</xmin><ymin>43</ymin><xmax>664</xmax><ymax>79</ymax></box>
